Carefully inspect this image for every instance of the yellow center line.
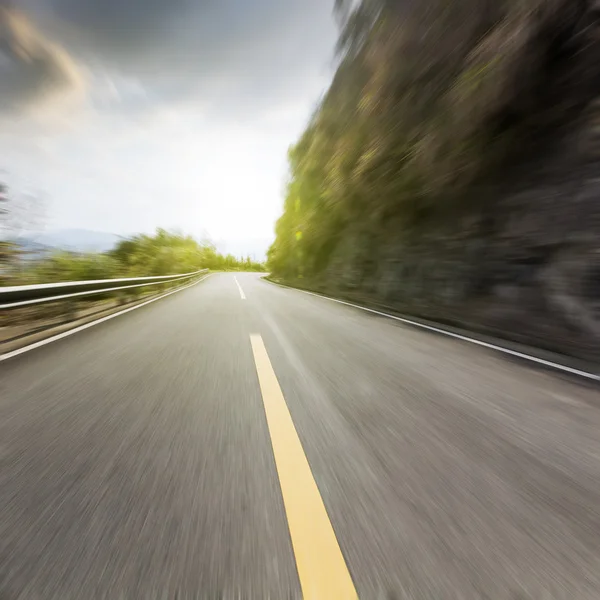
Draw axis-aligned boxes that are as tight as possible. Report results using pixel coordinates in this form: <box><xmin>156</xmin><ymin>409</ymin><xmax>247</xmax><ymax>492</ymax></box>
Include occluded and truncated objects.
<box><xmin>250</xmin><ymin>334</ymin><xmax>358</xmax><ymax>600</ymax></box>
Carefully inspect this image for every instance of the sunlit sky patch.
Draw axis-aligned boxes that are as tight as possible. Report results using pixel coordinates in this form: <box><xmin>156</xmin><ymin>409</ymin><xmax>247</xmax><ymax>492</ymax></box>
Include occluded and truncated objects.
<box><xmin>0</xmin><ymin>0</ymin><xmax>338</xmax><ymax>257</ymax></box>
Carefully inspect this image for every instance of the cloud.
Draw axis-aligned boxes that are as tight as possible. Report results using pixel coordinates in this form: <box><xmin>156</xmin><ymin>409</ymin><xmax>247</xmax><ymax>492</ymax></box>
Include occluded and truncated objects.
<box><xmin>0</xmin><ymin>1</ymin><xmax>338</xmax><ymax>247</ymax></box>
<box><xmin>40</xmin><ymin>0</ymin><xmax>325</xmax><ymax>66</ymax></box>
<box><xmin>16</xmin><ymin>0</ymin><xmax>336</xmax><ymax>117</ymax></box>
<box><xmin>0</xmin><ymin>5</ymin><xmax>83</xmax><ymax>114</ymax></box>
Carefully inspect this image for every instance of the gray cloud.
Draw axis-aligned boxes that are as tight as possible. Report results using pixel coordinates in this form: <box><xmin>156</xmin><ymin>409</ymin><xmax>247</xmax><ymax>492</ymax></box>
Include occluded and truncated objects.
<box><xmin>0</xmin><ymin>5</ymin><xmax>83</xmax><ymax>113</ymax></box>
<box><xmin>13</xmin><ymin>0</ymin><xmax>336</xmax><ymax>117</ymax></box>
<box><xmin>40</xmin><ymin>0</ymin><xmax>197</xmax><ymax>67</ymax></box>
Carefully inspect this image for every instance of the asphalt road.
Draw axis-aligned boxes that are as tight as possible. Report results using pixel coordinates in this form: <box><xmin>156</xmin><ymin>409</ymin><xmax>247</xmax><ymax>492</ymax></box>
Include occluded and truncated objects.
<box><xmin>1</xmin><ymin>273</ymin><xmax>600</xmax><ymax>599</ymax></box>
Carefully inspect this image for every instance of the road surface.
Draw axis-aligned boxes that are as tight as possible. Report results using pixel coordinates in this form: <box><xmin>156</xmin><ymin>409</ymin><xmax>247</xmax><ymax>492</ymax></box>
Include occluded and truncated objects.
<box><xmin>1</xmin><ymin>273</ymin><xmax>599</xmax><ymax>599</ymax></box>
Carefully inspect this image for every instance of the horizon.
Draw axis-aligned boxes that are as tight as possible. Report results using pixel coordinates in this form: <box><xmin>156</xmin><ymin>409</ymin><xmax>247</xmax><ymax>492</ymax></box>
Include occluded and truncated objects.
<box><xmin>11</xmin><ymin>227</ymin><xmax>273</xmax><ymax>261</ymax></box>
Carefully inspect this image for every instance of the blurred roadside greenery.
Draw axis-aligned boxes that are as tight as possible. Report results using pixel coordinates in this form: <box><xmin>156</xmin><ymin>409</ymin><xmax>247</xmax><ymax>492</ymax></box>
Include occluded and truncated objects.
<box><xmin>267</xmin><ymin>0</ymin><xmax>596</xmax><ymax>281</ymax></box>
<box><xmin>1</xmin><ymin>228</ymin><xmax>265</xmax><ymax>286</ymax></box>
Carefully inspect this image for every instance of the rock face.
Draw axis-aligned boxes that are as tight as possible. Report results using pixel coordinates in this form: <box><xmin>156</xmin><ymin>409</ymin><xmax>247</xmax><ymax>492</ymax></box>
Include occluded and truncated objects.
<box><xmin>319</xmin><ymin>122</ymin><xmax>600</xmax><ymax>360</ymax></box>
<box><xmin>318</xmin><ymin>143</ymin><xmax>600</xmax><ymax>361</ymax></box>
<box><xmin>270</xmin><ymin>0</ymin><xmax>600</xmax><ymax>363</ymax></box>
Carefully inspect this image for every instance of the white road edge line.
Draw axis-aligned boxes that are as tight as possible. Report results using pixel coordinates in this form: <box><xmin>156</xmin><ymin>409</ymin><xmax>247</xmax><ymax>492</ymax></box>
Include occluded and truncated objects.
<box><xmin>265</xmin><ymin>279</ymin><xmax>600</xmax><ymax>382</ymax></box>
<box><xmin>234</xmin><ymin>276</ymin><xmax>246</xmax><ymax>300</ymax></box>
<box><xmin>0</xmin><ymin>274</ymin><xmax>211</xmax><ymax>363</ymax></box>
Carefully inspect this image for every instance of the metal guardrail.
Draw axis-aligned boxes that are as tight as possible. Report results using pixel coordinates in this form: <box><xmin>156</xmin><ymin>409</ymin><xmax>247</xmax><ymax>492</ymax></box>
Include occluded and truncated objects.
<box><xmin>0</xmin><ymin>269</ymin><xmax>209</xmax><ymax>310</ymax></box>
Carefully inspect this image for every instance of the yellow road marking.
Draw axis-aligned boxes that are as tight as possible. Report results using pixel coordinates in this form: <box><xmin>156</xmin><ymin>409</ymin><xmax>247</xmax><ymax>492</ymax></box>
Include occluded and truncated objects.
<box><xmin>250</xmin><ymin>334</ymin><xmax>358</xmax><ymax>599</ymax></box>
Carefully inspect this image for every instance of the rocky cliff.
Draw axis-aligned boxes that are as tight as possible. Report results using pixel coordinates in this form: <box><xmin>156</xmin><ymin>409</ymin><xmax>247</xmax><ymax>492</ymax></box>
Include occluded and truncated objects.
<box><xmin>269</xmin><ymin>0</ymin><xmax>600</xmax><ymax>362</ymax></box>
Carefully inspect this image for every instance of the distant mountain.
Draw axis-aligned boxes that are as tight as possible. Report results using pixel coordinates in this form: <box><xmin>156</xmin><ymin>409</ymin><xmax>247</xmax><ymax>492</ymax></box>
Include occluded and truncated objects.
<box><xmin>28</xmin><ymin>229</ymin><xmax>122</xmax><ymax>253</ymax></box>
<box><xmin>10</xmin><ymin>239</ymin><xmax>52</xmax><ymax>261</ymax></box>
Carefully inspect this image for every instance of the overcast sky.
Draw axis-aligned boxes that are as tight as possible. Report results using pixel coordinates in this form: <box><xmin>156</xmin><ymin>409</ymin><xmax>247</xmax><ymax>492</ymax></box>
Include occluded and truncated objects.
<box><xmin>0</xmin><ymin>0</ymin><xmax>338</xmax><ymax>257</ymax></box>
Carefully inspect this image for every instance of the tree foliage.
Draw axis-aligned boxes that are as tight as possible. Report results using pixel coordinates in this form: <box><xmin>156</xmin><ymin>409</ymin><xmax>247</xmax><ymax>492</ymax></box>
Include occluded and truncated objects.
<box><xmin>267</xmin><ymin>0</ymin><xmax>600</xmax><ymax>281</ymax></box>
<box><xmin>110</xmin><ymin>229</ymin><xmax>219</xmax><ymax>277</ymax></box>
<box><xmin>4</xmin><ymin>228</ymin><xmax>265</xmax><ymax>285</ymax></box>
<box><xmin>1</xmin><ymin>182</ymin><xmax>22</xmax><ymax>283</ymax></box>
